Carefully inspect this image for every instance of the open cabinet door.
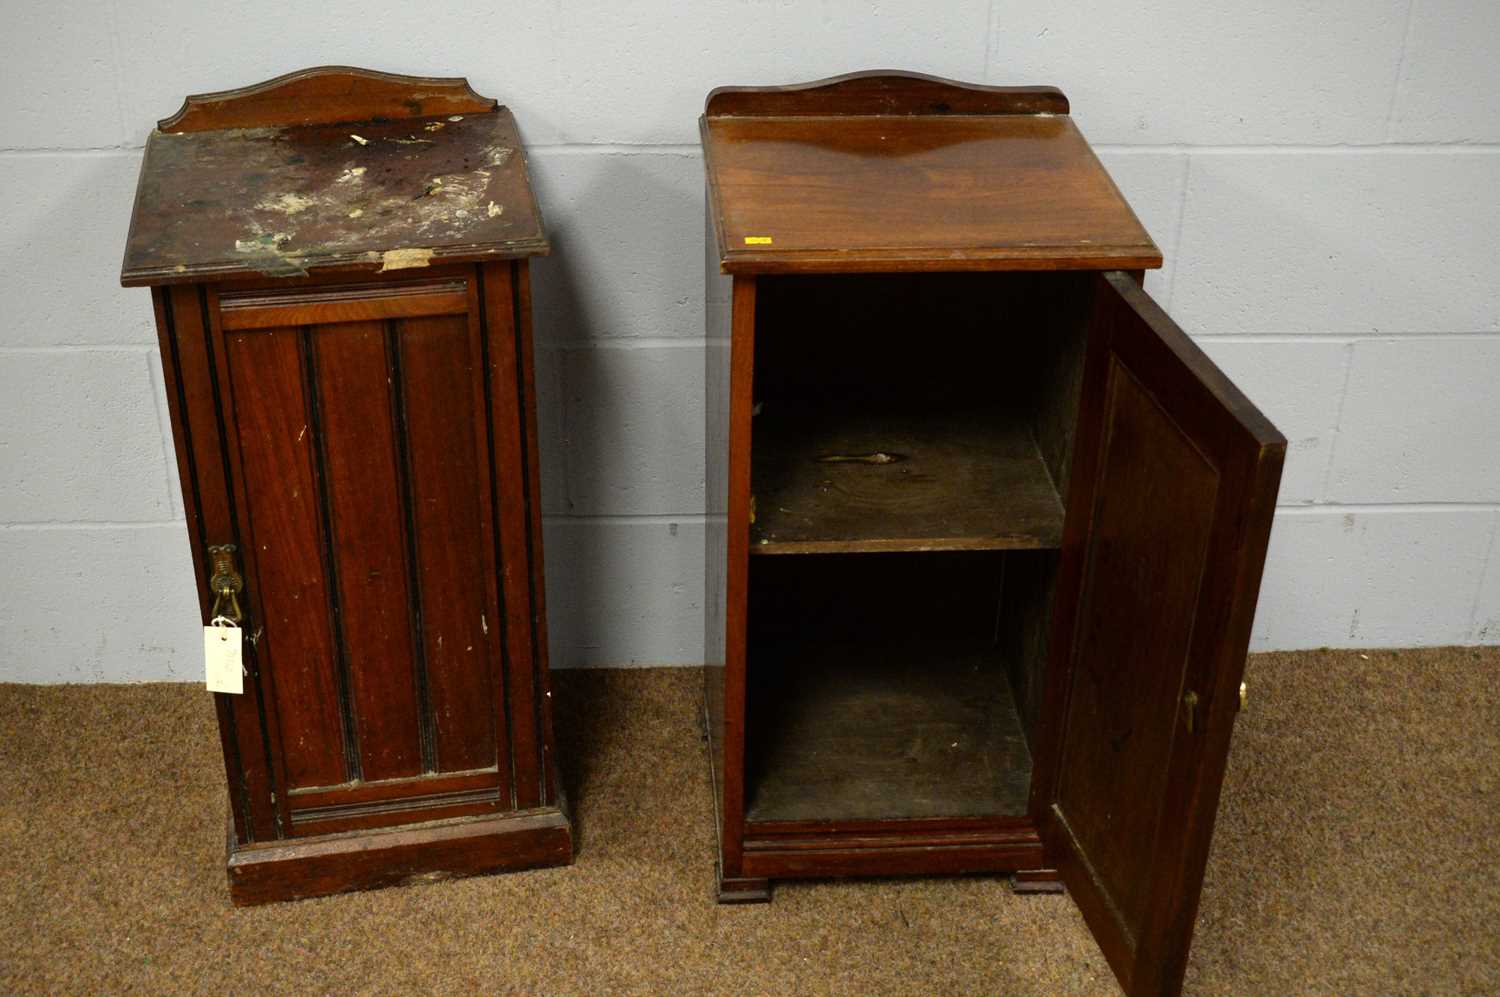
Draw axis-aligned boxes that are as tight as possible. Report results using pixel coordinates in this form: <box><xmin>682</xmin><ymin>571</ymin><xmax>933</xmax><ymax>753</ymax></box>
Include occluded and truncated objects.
<box><xmin>1031</xmin><ymin>271</ymin><xmax>1285</xmax><ymax>995</ymax></box>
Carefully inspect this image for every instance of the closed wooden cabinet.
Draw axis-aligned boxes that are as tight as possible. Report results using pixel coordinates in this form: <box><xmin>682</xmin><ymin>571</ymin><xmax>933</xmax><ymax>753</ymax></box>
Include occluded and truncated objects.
<box><xmin>122</xmin><ymin>68</ymin><xmax>570</xmax><ymax>904</ymax></box>
<box><xmin>701</xmin><ymin>73</ymin><xmax>1285</xmax><ymax>996</ymax></box>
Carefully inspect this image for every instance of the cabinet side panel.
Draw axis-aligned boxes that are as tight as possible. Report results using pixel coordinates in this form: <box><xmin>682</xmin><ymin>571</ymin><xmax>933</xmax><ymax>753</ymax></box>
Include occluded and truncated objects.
<box><xmin>224</xmin><ymin>327</ymin><xmax>348</xmax><ymax>790</ymax></box>
<box><xmin>513</xmin><ymin>262</ymin><xmax>561</xmax><ymax>806</ymax></box>
<box><xmin>481</xmin><ymin>262</ymin><xmax>542</xmax><ymax>809</ymax></box>
<box><xmin>704</xmin><ymin>219</ymin><xmax>732</xmax><ymax>837</ymax></box>
<box><xmin>309</xmin><ymin>321</ymin><xmax>426</xmax><ymax>782</ymax></box>
<box><xmin>397</xmin><ymin>314</ymin><xmax>500</xmax><ymax>772</ymax></box>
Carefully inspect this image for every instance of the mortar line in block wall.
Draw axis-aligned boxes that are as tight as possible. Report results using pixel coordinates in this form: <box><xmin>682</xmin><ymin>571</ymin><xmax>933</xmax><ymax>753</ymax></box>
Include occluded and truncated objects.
<box><xmin>0</xmin><ymin>521</ymin><xmax>186</xmax><ymax>532</ymax></box>
<box><xmin>1193</xmin><ymin>332</ymin><xmax>1500</xmax><ymax>343</ymax></box>
<box><xmin>542</xmin><ymin>514</ymin><xmax>710</xmax><ymax>527</ymax></box>
<box><xmin>0</xmin><ymin>345</ymin><xmax>158</xmax><ymax>354</ymax></box>
<box><xmin>1275</xmin><ymin>503</ymin><xmax>1500</xmax><ymax>516</ymax></box>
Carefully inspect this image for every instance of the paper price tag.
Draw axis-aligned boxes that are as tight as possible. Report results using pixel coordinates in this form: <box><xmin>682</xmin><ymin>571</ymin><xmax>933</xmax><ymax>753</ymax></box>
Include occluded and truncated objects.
<box><xmin>204</xmin><ymin>621</ymin><xmax>244</xmax><ymax>695</ymax></box>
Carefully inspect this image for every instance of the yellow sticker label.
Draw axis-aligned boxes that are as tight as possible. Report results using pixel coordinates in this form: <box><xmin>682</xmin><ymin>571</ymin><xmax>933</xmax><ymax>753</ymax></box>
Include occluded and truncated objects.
<box><xmin>743</xmin><ymin>236</ymin><xmax>774</xmax><ymax>245</ymax></box>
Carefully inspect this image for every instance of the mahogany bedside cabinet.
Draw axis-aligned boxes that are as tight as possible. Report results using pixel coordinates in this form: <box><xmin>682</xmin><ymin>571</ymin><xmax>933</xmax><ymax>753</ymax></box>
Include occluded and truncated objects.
<box><xmin>700</xmin><ymin>72</ymin><xmax>1284</xmax><ymax>995</ymax></box>
<box><xmin>121</xmin><ymin>67</ymin><xmax>571</xmax><ymax>904</ymax></box>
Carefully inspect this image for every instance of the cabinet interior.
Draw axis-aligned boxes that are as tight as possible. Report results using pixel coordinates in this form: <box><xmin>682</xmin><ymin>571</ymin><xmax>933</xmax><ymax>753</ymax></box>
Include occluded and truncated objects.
<box><xmin>745</xmin><ymin>271</ymin><xmax>1096</xmax><ymax>825</ymax></box>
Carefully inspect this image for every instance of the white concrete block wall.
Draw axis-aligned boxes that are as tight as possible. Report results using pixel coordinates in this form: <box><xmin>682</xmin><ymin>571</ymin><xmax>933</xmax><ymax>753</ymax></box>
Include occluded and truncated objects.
<box><xmin>2</xmin><ymin>2</ymin><xmax>1496</xmax><ymax>682</ymax></box>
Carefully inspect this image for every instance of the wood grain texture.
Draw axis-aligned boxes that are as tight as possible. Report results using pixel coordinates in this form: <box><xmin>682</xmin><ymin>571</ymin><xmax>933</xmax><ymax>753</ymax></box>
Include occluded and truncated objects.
<box><xmin>1032</xmin><ymin>272</ymin><xmax>1284</xmax><ymax>996</ymax></box>
<box><xmin>311</xmin><ymin>322</ymin><xmax>426</xmax><ymax>782</ymax></box>
<box><xmin>702</xmin><ymin>93</ymin><xmax>1159</xmax><ymax>274</ymax></box>
<box><xmin>482</xmin><ymin>262</ymin><xmax>543</xmax><ymax>809</ymax></box>
<box><xmin>218</xmin><ymin>279</ymin><xmax>468</xmax><ymax>331</ymax></box>
<box><xmin>749</xmin><ymin>405</ymin><xmax>1063</xmax><ymax>555</ymax></box>
<box><xmin>226</xmin><ymin>806</ymin><xmax>571</xmax><ymax>906</ymax></box>
<box><xmin>222</xmin><ymin>326</ymin><xmax>348</xmax><ymax>791</ymax></box>
<box><xmin>397</xmin><ymin>314</ymin><xmax>500</xmax><ymax>772</ymax></box>
<box><xmin>705</xmin><ymin>70</ymin><xmax>1068</xmax><ymax>118</ymax></box>
<box><xmin>158</xmin><ymin>66</ymin><xmax>497</xmax><ymax>133</ymax></box>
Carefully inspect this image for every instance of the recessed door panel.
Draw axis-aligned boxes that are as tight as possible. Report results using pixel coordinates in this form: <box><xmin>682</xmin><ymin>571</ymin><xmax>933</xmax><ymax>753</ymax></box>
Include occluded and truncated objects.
<box><xmin>397</xmin><ymin>314</ymin><xmax>503</xmax><ymax>773</ymax></box>
<box><xmin>212</xmin><ymin>276</ymin><xmax>515</xmax><ymax>830</ymax></box>
<box><xmin>225</xmin><ymin>326</ymin><xmax>347</xmax><ymax>790</ymax></box>
<box><xmin>1034</xmin><ymin>272</ymin><xmax>1284</xmax><ymax>996</ymax></box>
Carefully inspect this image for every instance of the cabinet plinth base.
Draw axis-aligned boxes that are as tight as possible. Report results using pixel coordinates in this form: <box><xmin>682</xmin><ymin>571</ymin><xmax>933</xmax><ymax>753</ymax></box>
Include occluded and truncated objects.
<box><xmin>226</xmin><ymin>806</ymin><xmax>573</xmax><ymax>906</ymax></box>
<box><xmin>1010</xmin><ymin>868</ymin><xmax>1065</xmax><ymax>894</ymax></box>
<box><xmin>716</xmin><ymin>865</ymin><xmax>773</xmax><ymax>904</ymax></box>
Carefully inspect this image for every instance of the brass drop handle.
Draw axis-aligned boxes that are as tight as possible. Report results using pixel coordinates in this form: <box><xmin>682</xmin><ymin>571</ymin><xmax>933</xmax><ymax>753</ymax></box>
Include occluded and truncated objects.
<box><xmin>1239</xmin><ymin>681</ymin><xmax>1248</xmax><ymax>711</ymax></box>
<box><xmin>1182</xmin><ymin>690</ymin><xmax>1200</xmax><ymax>734</ymax></box>
<box><xmin>207</xmin><ymin>544</ymin><xmax>245</xmax><ymax>624</ymax></box>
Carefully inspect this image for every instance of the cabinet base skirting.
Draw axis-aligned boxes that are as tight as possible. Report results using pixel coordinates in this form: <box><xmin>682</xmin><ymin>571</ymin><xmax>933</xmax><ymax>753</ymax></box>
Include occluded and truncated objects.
<box><xmin>226</xmin><ymin>805</ymin><xmax>573</xmax><ymax>906</ymax></box>
<box><xmin>732</xmin><ymin>824</ymin><xmax>1046</xmax><ymax>889</ymax></box>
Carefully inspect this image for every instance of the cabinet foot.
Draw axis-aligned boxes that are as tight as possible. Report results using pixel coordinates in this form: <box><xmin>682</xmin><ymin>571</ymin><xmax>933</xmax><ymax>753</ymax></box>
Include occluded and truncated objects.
<box><xmin>1009</xmin><ymin>868</ymin><xmax>1065</xmax><ymax>895</ymax></box>
<box><xmin>716</xmin><ymin>864</ymin><xmax>772</xmax><ymax>904</ymax></box>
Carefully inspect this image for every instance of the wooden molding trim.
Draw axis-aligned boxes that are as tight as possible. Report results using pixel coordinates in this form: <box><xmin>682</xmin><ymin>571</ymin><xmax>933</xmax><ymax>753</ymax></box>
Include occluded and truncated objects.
<box><xmin>705</xmin><ymin>70</ymin><xmax>1068</xmax><ymax>118</ymax></box>
<box><xmin>158</xmin><ymin>65</ymin><xmax>498</xmax><ymax>133</ymax></box>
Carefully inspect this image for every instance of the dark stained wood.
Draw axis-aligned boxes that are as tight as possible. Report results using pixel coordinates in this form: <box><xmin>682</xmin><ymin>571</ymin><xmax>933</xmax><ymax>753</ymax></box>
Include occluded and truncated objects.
<box><xmin>226</xmin><ymin>807</ymin><xmax>572</xmax><ymax>906</ymax></box>
<box><xmin>706</xmin><ymin>70</ymin><xmax>1068</xmax><ymax>118</ymax></box>
<box><xmin>311</xmin><ymin>321</ymin><xmax>426</xmax><ymax>782</ymax></box>
<box><xmin>702</xmin><ymin>84</ymin><xmax>1159</xmax><ymax>274</ymax></box>
<box><xmin>397</xmin><ymin>314</ymin><xmax>500</xmax><ymax>772</ymax></box>
<box><xmin>123</xmin><ymin>99</ymin><xmax>547</xmax><ymax>287</ymax></box>
<box><xmin>744</xmin><ymin>639</ymin><xmax>1032</xmax><ymax>822</ymax></box>
<box><xmin>513</xmin><ymin>261</ymin><xmax>564</xmax><ymax>806</ymax></box>
<box><xmin>740</xmin><ymin>824</ymin><xmax>1045</xmax><ymax>881</ymax></box>
<box><xmin>482</xmin><ymin>261</ymin><xmax>544</xmax><ymax>810</ymax></box>
<box><xmin>159</xmin><ymin>66</ymin><xmax>496</xmax><ymax>133</ymax></box>
<box><xmin>218</xmin><ymin>278</ymin><xmax>468</xmax><ymax>330</ymax></box>
<box><xmin>1010</xmin><ymin>868</ymin><xmax>1065</xmax><ymax>894</ymax></box>
<box><xmin>750</xmin><ymin>405</ymin><xmax>1064</xmax><ymax>555</ymax></box>
<box><xmin>157</xmin><ymin>285</ymin><xmax>280</xmax><ymax>843</ymax></box>
<box><xmin>1032</xmin><ymin>271</ymin><xmax>1284</xmax><ymax>995</ymax></box>
<box><xmin>288</xmin><ymin>768</ymin><xmax>497</xmax><ymax>810</ymax></box>
<box><xmin>125</xmin><ymin>72</ymin><xmax>568</xmax><ymax>903</ymax></box>
<box><xmin>222</xmin><ymin>326</ymin><xmax>348</xmax><ymax>791</ymax></box>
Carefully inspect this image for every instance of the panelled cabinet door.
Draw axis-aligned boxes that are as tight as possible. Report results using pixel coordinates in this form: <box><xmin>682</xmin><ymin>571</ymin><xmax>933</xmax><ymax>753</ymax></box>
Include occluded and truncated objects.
<box><xmin>1032</xmin><ymin>272</ymin><xmax>1285</xmax><ymax>995</ymax></box>
<box><xmin>206</xmin><ymin>271</ymin><xmax>530</xmax><ymax>837</ymax></box>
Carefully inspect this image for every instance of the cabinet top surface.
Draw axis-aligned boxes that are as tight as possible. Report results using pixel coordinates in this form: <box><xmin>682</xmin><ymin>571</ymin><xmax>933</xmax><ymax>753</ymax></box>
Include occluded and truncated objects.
<box><xmin>121</xmin><ymin>68</ymin><xmax>546</xmax><ymax>287</ymax></box>
<box><xmin>702</xmin><ymin>72</ymin><xmax>1161</xmax><ymax>274</ymax></box>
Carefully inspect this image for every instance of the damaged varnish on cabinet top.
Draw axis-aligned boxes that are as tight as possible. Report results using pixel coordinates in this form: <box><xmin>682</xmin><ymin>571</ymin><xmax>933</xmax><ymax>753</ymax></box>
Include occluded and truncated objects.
<box><xmin>121</xmin><ymin>66</ymin><xmax>546</xmax><ymax>287</ymax></box>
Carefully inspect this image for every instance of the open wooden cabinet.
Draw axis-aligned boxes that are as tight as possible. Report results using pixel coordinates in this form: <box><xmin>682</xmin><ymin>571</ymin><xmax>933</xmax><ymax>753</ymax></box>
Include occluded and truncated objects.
<box><xmin>701</xmin><ymin>72</ymin><xmax>1285</xmax><ymax>995</ymax></box>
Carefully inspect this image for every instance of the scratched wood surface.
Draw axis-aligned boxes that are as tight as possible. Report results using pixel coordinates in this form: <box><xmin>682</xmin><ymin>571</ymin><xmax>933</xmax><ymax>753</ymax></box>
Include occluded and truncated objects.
<box><xmin>122</xmin><ymin>110</ymin><xmax>546</xmax><ymax>286</ymax></box>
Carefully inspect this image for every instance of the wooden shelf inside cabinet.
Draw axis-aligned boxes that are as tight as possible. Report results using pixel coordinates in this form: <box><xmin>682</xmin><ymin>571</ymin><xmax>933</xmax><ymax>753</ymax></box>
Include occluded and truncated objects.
<box><xmin>750</xmin><ymin>405</ymin><xmax>1064</xmax><ymax>555</ymax></box>
<box><xmin>745</xmin><ymin>639</ymin><xmax>1032</xmax><ymax>824</ymax></box>
<box><xmin>121</xmin><ymin>67</ymin><xmax>569</xmax><ymax>906</ymax></box>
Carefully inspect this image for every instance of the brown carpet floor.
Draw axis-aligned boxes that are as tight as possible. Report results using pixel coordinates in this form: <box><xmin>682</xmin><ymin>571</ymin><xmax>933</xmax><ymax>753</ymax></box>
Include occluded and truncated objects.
<box><xmin>1</xmin><ymin>648</ymin><xmax>1496</xmax><ymax>994</ymax></box>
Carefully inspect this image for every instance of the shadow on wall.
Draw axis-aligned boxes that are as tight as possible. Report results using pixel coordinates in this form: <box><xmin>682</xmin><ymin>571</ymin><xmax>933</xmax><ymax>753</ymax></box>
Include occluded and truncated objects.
<box><xmin>526</xmin><ymin>152</ymin><xmax>707</xmax><ymax>668</ymax></box>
